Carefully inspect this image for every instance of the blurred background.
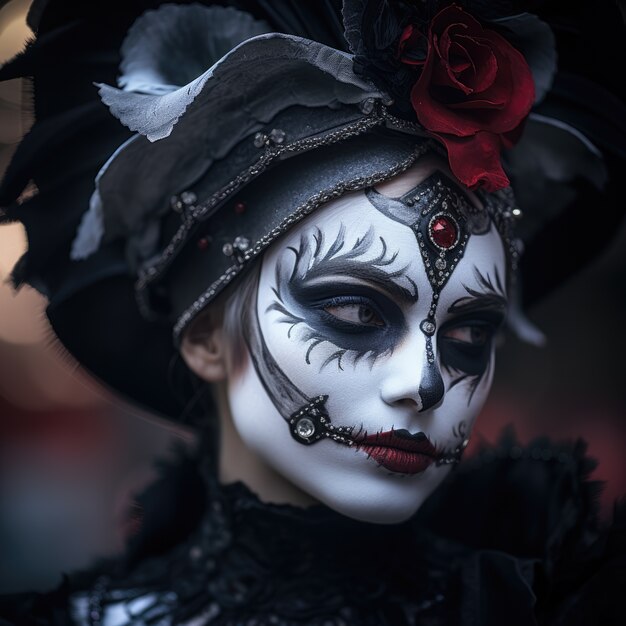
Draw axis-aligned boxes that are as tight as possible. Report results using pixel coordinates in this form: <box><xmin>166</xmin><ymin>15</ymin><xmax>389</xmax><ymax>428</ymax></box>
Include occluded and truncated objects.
<box><xmin>1</xmin><ymin>0</ymin><xmax>625</xmax><ymax>595</ymax></box>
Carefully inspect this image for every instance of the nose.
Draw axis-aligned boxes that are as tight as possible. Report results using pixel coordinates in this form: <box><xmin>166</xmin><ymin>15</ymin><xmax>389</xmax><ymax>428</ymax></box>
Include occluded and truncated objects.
<box><xmin>418</xmin><ymin>361</ymin><xmax>445</xmax><ymax>411</ymax></box>
<box><xmin>380</xmin><ymin>344</ymin><xmax>445</xmax><ymax>412</ymax></box>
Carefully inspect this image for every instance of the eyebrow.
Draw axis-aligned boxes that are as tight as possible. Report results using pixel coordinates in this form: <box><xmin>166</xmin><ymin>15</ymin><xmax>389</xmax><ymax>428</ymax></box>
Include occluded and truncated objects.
<box><xmin>286</xmin><ymin>224</ymin><xmax>419</xmax><ymax>305</ymax></box>
<box><xmin>300</xmin><ymin>258</ymin><xmax>419</xmax><ymax>306</ymax></box>
<box><xmin>447</xmin><ymin>292</ymin><xmax>508</xmax><ymax>316</ymax></box>
<box><xmin>447</xmin><ymin>265</ymin><xmax>508</xmax><ymax>315</ymax></box>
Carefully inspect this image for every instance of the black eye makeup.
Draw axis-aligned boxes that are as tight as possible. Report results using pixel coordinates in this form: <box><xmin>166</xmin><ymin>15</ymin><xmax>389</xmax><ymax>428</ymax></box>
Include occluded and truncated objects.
<box><xmin>438</xmin><ymin>312</ymin><xmax>505</xmax><ymax>377</ymax></box>
<box><xmin>281</xmin><ymin>279</ymin><xmax>408</xmax><ymax>370</ymax></box>
<box><xmin>440</xmin><ymin>264</ymin><xmax>508</xmax><ymax>403</ymax></box>
<box><xmin>266</xmin><ymin>225</ymin><xmax>415</xmax><ymax>370</ymax></box>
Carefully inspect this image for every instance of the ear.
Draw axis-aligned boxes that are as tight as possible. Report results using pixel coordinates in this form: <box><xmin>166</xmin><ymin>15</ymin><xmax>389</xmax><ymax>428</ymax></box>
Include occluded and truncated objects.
<box><xmin>180</xmin><ymin>309</ymin><xmax>228</xmax><ymax>382</ymax></box>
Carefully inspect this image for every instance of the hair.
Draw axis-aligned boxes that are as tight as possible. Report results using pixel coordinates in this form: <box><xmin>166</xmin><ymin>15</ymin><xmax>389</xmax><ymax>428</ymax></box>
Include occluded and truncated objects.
<box><xmin>170</xmin><ymin>261</ymin><xmax>263</xmax><ymax>428</ymax></box>
<box><xmin>221</xmin><ymin>263</ymin><xmax>262</xmax><ymax>377</ymax></box>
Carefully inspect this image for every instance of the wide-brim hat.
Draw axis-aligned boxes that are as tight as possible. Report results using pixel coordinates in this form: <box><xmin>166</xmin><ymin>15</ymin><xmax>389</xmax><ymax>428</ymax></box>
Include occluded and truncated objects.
<box><xmin>1</xmin><ymin>0</ymin><xmax>625</xmax><ymax>421</ymax></box>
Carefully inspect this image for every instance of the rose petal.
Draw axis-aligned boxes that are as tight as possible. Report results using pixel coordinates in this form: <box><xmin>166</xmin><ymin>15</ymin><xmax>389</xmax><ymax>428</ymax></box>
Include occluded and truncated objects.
<box><xmin>448</xmin><ymin>42</ymin><xmax>472</xmax><ymax>74</ymax></box>
<box><xmin>439</xmin><ymin>21</ymin><xmax>470</xmax><ymax>62</ymax></box>
<box><xmin>433</xmin><ymin>130</ymin><xmax>510</xmax><ymax>191</ymax></box>
<box><xmin>398</xmin><ymin>24</ymin><xmax>427</xmax><ymax>65</ymax></box>
<box><xmin>455</xmin><ymin>36</ymin><xmax>497</xmax><ymax>93</ymax></box>
<box><xmin>430</xmin><ymin>5</ymin><xmax>483</xmax><ymax>38</ymax></box>
<box><xmin>411</xmin><ymin>36</ymin><xmax>533</xmax><ymax>134</ymax></box>
<box><xmin>479</xmin><ymin>30</ymin><xmax>535</xmax><ymax>126</ymax></box>
<box><xmin>408</xmin><ymin>1</ymin><xmax>535</xmax><ymax>158</ymax></box>
<box><xmin>448</xmin><ymin>97</ymin><xmax>507</xmax><ymax>110</ymax></box>
<box><xmin>437</xmin><ymin>41</ymin><xmax>473</xmax><ymax>94</ymax></box>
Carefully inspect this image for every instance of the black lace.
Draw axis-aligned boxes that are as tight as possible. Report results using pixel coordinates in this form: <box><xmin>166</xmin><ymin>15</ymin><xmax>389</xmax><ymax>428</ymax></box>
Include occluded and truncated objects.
<box><xmin>87</xmin><ymin>473</ymin><xmax>455</xmax><ymax>625</ymax></box>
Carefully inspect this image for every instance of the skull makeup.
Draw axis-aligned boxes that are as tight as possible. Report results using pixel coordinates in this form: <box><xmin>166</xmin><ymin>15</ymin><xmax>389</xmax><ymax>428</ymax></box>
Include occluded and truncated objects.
<box><xmin>225</xmin><ymin>158</ymin><xmax>510</xmax><ymax>524</ymax></box>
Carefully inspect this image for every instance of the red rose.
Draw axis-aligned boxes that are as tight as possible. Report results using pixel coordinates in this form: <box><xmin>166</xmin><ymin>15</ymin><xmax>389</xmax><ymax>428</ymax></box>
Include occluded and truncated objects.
<box><xmin>398</xmin><ymin>5</ymin><xmax>534</xmax><ymax>191</ymax></box>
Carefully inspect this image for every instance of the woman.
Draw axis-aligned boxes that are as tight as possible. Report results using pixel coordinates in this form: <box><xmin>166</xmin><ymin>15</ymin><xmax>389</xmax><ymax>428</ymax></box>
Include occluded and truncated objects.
<box><xmin>0</xmin><ymin>1</ymin><xmax>624</xmax><ymax>624</ymax></box>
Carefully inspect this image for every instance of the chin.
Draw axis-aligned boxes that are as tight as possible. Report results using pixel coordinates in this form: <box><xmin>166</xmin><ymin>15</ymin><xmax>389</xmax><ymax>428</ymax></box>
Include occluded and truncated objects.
<box><xmin>297</xmin><ymin>463</ymin><xmax>451</xmax><ymax>525</ymax></box>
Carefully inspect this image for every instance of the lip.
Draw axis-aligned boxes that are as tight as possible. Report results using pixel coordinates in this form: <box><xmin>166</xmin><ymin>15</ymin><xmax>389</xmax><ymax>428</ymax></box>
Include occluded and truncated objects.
<box><xmin>354</xmin><ymin>428</ymin><xmax>442</xmax><ymax>474</ymax></box>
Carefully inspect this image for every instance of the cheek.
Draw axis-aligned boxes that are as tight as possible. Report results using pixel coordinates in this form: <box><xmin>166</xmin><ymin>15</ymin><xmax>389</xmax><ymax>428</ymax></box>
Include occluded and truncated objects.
<box><xmin>226</xmin><ymin>347</ymin><xmax>291</xmax><ymax>453</ymax></box>
<box><xmin>256</xmin><ymin>267</ymin><xmax>387</xmax><ymax>403</ymax></box>
<box><xmin>438</xmin><ymin>343</ymin><xmax>496</xmax><ymax>431</ymax></box>
<box><xmin>258</xmin><ymin>309</ymin><xmax>387</xmax><ymax>409</ymax></box>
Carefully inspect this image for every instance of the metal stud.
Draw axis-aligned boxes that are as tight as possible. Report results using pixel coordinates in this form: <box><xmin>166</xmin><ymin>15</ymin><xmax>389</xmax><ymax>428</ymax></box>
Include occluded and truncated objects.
<box><xmin>233</xmin><ymin>236</ymin><xmax>250</xmax><ymax>251</ymax></box>
<box><xmin>180</xmin><ymin>190</ymin><xmax>197</xmax><ymax>205</ymax></box>
<box><xmin>253</xmin><ymin>132</ymin><xmax>267</xmax><ymax>148</ymax></box>
<box><xmin>420</xmin><ymin>320</ymin><xmax>436</xmax><ymax>335</ymax></box>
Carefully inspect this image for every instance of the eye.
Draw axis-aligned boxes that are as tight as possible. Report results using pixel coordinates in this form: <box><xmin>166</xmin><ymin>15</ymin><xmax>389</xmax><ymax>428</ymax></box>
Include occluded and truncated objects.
<box><xmin>438</xmin><ymin>317</ymin><xmax>501</xmax><ymax>377</ymax></box>
<box><xmin>441</xmin><ymin>325</ymin><xmax>490</xmax><ymax>346</ymax></box>
<box><xmin>324</xmin><ymin>303</ymin><xmax>385</xmax><ymax>328</ymax></box>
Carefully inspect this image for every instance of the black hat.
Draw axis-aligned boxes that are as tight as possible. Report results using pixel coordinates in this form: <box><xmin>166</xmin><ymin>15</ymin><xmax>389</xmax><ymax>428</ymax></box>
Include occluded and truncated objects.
<box><xmin>1</xmin><ymin>0</ymin><xmax>624</xmax><ymax>420</ymax></box>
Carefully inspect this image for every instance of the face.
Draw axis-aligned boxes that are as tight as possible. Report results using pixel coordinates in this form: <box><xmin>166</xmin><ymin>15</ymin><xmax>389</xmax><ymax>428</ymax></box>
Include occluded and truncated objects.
<box><xmin>227</xmin><ymin>158</ymin><xmax>508</xmax><ymax>523</ymax></box>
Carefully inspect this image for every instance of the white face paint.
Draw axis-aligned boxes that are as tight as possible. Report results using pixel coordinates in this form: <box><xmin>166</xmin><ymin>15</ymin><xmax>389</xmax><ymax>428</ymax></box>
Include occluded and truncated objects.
<box><xmin>227</xmin><ymin>165</ymin><xmax>508</xmax><ymax>524</ymax></box>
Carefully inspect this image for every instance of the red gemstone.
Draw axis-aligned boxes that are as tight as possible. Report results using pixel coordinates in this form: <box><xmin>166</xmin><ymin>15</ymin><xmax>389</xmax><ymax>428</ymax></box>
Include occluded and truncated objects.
<box><xmin>430</xmin><ymin>216</ymin><xmax>457</xmax><ymax>249</ymax></box>
<box><xmin>234</xmin><ymin>201</ymin><xmax>246</xmax><ymax>214</ymax></box>
<box><xmin>197</xmin><ymin>237</ymin><xmax>210</xmax><ymax>251</ymax></box>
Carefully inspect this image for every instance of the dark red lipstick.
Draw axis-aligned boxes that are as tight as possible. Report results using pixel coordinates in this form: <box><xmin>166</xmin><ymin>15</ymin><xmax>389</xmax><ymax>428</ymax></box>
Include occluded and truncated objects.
<box><xmin>355</xmin><ymin>428</ymin><xmax>442</xmax><ymax>474</ymax></box>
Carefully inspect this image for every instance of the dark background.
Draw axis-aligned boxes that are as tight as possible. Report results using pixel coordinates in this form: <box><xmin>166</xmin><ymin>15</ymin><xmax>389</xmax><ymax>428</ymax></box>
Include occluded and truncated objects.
<box><xmin>1</xmin><ymin>0</ymin><xmax>624</xmax><ymax>594</ymax></box>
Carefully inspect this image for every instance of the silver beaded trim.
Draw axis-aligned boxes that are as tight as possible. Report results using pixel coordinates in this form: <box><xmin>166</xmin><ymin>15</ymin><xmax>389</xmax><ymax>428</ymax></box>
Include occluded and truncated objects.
<box><xmin>172</xmin><ymin>141</ymin><xmax>431</xmax><ymax>342</ymax></box>
<box><xmin>289</xmin><ymin>395</ymin><xmax>355</xmax><ymax>446</ymax></box>
<box><xmin>136</xmin><ymin>112</ymin><xmax>390</xmax><ymax>297</ymax></box>
<box><xmin>380</xmin><ymin>107</ymin><xmax>426</xmax><ymax>135</ymax></box>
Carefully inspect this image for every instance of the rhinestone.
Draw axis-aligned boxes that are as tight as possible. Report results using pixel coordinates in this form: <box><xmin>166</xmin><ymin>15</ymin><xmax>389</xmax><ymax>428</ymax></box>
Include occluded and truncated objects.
<box><xmin>295</xmin><ymin>417</ymin><xmax>315</xmax><ymax>439</ymax></box>
<box><xmin>430</xmin><ymin>215</ymin><xmax>458</xmax><ymax>249</ymax></box>
<box><xmin>222</xmin><ymin>243</ymin><xmax>234</xmax><ymax>256</ymax></box>
<box><xmin>234</xmin><ymin>201</ymin><xmax>246</xmax><ymax>214</ymax></box>
<box><xmin>269</xmin><ymin>128</ymin><xmax>286</xmax><ymax>144</ymax></box>
<box><xmin>197</xmin><ymin>237</ymin><xmax>210</xmax><ymax>251</ymax></box>
<box><xmin>253</xmin><ymin>132</ymin><xmax>267</xmax><ymax>148</ymax></box>
<box><xmin>170</xmin><ymin>196</ymin><xmax>184</xmax><ymax>213</ymax></box>
<box><xmin>233</xmin><ymin>236</ymin><xmax>250</xmax><ymax>251</ymax></box>
<box><xmin>180</xmin><ymin>190</ymin><xmax>197</xmax><ymax>205</ymax></box>
<box><xmin>420</xmin><ymin>320</ymin><xmax>436</xmax><ymax>335</ymax></box>
<box><xmin>435</xmin><ymin>257</ymin><xmax>446</xmax><ymax>270</ymax></box>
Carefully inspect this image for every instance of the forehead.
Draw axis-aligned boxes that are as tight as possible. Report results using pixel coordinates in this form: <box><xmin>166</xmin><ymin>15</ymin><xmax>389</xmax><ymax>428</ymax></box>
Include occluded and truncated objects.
<box><xmin>264</xmin><ymin>165</ymin><xmax>507</xmax><ymax>301</ymax></box>
<box><xmin>273</xmin><ymin>190</ymin><xmax>421</xmax><ymax>269</ymax></box>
